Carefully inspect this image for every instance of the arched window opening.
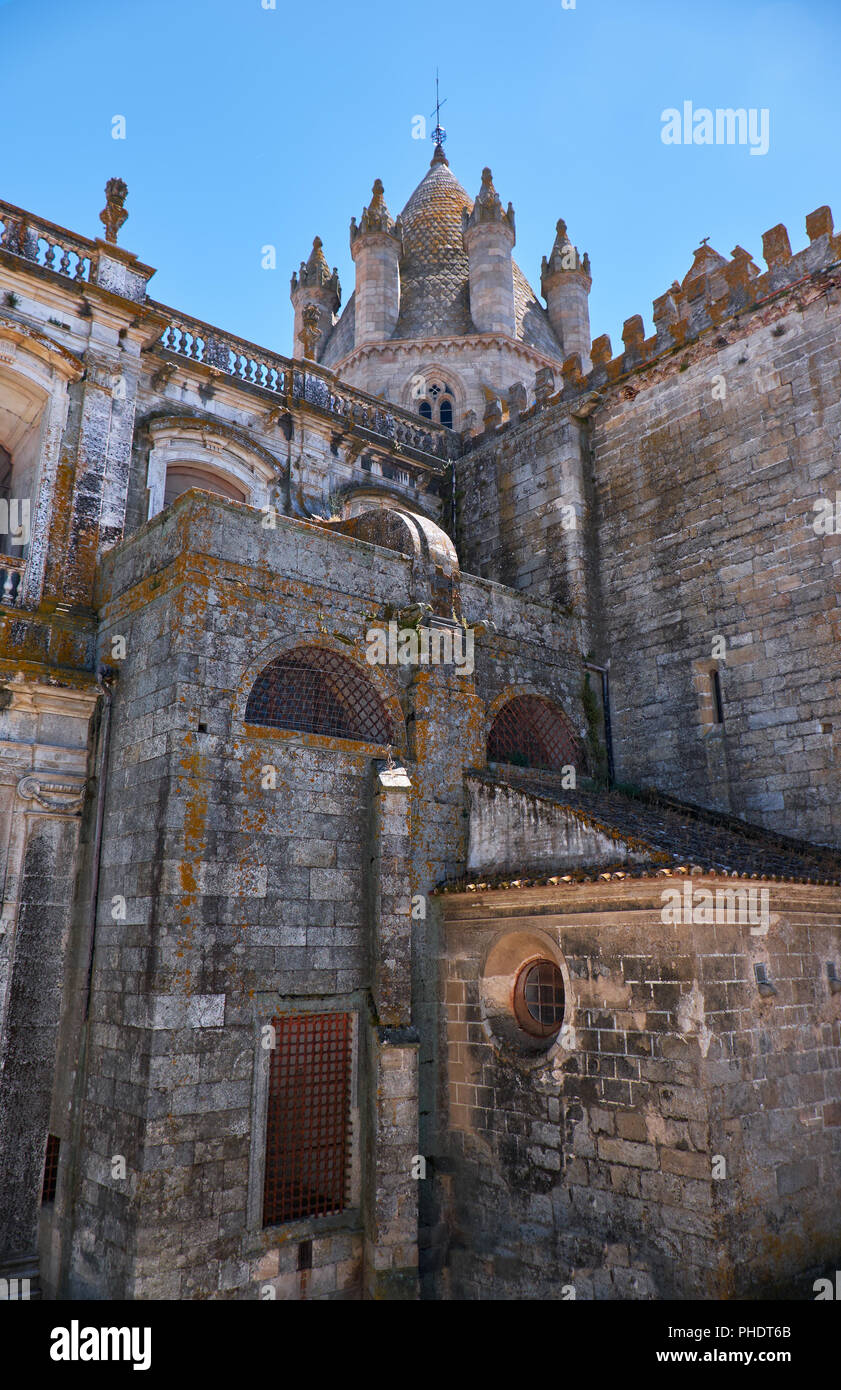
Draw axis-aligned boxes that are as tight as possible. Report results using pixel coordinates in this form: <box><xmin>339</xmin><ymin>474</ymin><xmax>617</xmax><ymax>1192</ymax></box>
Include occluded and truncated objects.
<box><xmin>0</xmin><ymin>367</ymin><xmax>49</xmax><ymax>560</ymax></box>
<box><xmin>414</xmin><ymin>378</ymin><xmax>458</xmax><ymax>429</ymax></box>
<box><xmin>245</xmin><ymin>646</ymin><xmax>393</xmax><ymax>744</ymax></box>
<box><xmin>164</xmin><ymin>465</ymin><xmax>247</xmax><ymax>508</ymax></box>
<box><xmin>487</xmin><ymin>695</ymin><xmax>579</xmax><ymax>772</ymax></box>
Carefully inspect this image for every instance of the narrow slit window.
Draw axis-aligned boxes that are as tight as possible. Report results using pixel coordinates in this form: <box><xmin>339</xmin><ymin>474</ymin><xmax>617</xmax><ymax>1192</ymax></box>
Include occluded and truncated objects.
<box><xmin>263</xmin><ymin>1013</ymin><xmax>353</xmax><ymax>1227</ymax></box>
<box><xmin>711</xmin><ymin>669</ymin><xmax>724</xmax><ymax>725</ymax></box>
<box><xmin>42</xmin><ymin>1134</ymin><xmax>60</xmax><ymax>1204</ymax></box>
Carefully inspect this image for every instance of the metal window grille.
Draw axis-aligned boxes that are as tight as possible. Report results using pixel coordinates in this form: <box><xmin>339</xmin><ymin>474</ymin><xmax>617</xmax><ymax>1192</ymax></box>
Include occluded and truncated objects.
<box><xmin>245</xmin><ymin>647</ymin><xmax>393</xmax><ymax>744</ymax></box>
<box><xmin>522</xmin><ymin>961</ymin><xmax>565</xmax><ymax>1028</ymax></box>
<box><xmin>513</xmin><ymin>960</ymin><xmax>565</xmax><ymax>1038</ymax></box>
<box><xmin>41</xmin><ymin>1134</ymin><xmax>60</xmax><ymax>1204</ymax></box>
<box><xmin>487</xmin><ymin>695</ymin><xmax>579</xmax><ymax>772</ymax></box>
<box><xmin>263</xmin><ymin>1013</ymin><xmax>353</xmax><ymax>1228</ymax></box>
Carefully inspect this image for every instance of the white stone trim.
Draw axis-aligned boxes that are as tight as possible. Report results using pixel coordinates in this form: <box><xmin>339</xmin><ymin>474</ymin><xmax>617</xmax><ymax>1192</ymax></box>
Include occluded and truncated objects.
<box><xmin>145</xmin><ymin>419</ymin><xmax>280</xmax><ymax>520</ymax></box>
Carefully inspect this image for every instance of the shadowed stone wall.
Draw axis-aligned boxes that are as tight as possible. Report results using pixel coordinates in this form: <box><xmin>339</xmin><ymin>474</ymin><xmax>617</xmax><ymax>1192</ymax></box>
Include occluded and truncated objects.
<box><xmin>438</xmin><ymin>877</ymin><xmax>841</xmax><ymax>1300</ymax></box>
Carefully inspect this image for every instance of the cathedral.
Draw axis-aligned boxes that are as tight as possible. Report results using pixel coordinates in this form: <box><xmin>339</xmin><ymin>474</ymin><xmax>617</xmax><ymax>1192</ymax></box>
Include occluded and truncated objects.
<box><xmin>0</xmin><ymin>134</ymin><xmax>839</xmax><ymax>1301</ymax></box>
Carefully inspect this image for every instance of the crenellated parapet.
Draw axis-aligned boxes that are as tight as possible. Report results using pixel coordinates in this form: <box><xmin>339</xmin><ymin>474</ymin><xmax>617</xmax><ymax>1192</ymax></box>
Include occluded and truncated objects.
<box><xmin>457</xmin><ymin>202</ymin><xmax>841</xmax><ymax>449</ymax></box>
<box><xmin>580</xmin><ymin>205</ymin><xmax>840</xmax><ymax>401</ymax></box>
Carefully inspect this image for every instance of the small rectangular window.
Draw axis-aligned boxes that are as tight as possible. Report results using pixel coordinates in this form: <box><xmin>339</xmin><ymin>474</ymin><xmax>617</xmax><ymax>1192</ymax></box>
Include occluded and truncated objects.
<box><xmin>42</xmin><ymin>1134</ymin><xmax>60</xmax><ymax>1204</ymax></box>
<box><xmin>263</xmin><ymin>1013</ymin><xmax>352</xmax><ymax>1228</ymax></box>
<box><xmin>711</xmin><ymin>669</ymin><xmax>724</xmax><ymax>725</ymax></box>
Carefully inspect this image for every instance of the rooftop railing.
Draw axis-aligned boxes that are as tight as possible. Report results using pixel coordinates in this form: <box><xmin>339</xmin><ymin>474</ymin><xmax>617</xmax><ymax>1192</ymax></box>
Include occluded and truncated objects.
<box><xmin>150</xmin><ymin>301</ymin><xmax>457</xmax><ymax>464</ymax></box>
<box><xmin>0</xmin><ymin>195</ymin><xmax>458</xmax><ymax>465</ymax></box>
<box><xmin>0</xmin><ymin>199</ymin><xmax>94</xmax><ymax>284</ymax></box>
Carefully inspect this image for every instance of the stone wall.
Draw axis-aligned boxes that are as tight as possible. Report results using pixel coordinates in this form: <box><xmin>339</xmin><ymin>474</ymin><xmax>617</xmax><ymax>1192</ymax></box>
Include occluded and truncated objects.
<box><xmin>53</xmin><ymin>492</ymin><xmax>583</xmax><ymax>1298</ymax></box>
<box><xmin>454</xmin><ymin>256</ymin><xmax>841</xmax><ymax>848</ymax></box>
<box><xmin>454</xmin><ymin>401</ymin><xmax>592</xmax><ymax>631</ymax></box>
<box><xmin>590</xmin><ymin>280</ymin><xmax>841</xmax><ymax>847</ymax></box>
<box><xmin>437</xmin><ymin>876</ymin><xmax>841</xmax><ymax>1299</ymax></box>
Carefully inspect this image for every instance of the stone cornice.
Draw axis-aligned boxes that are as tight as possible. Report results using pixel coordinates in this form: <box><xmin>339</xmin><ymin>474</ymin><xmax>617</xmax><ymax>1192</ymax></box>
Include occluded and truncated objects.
<box><xmin>333</xmin><ymin>332</ymin><xmax>563</xmax><ymax>374</ymax></box>
<box><xmin>0</xmin><ymin>315</ymin><xmax>85</xmax><ymax>378</ymax></box>
<box><xmin>0</xmin><ymin>675</ymin><xmax>101</xmax><ymax>719</ymax></box>
<box><xmin>142</xmin><ymin>411</ymin><xmax>286</xmax><ymax>479</ymax></box>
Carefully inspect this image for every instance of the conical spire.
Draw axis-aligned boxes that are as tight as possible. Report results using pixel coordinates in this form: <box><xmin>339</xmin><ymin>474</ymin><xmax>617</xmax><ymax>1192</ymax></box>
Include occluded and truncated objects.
<box><xmin>464</xmin><ymin>168</ymin><xmax>515</xmax><ymax>236</ymax></box>
<box><xmin>350</xmin><ymin>180</ymin><xmax>402</xmax><ymax>244</ymax></box>
<box><xmin>290</xmin><ymin>236</ymin><xmax>341</xmax><ymax>306</ymax></box>
<box><xmin>541</xmin><ymin>219</ymin><xmax>589</xmax><ymax>291</ymax></box>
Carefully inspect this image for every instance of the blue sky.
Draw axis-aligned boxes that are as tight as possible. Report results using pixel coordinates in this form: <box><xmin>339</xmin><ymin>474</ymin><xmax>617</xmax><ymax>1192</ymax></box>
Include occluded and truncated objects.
<box><xmin>2</xmin><ymin>0</ymin><xmax>840</xmax><ymax>361</ymax></box>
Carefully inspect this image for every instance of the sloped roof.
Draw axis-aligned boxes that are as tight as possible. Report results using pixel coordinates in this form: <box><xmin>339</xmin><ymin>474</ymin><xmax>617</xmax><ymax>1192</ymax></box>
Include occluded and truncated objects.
<box><xmin>320</xmin><ymin>152</ymin><xmax>563</xmax><ymax>365</ymax></box>
<box><xmin>437</xmin><ymin>771</ymin><xmax>841</xmax><ymax>890</ymax></box>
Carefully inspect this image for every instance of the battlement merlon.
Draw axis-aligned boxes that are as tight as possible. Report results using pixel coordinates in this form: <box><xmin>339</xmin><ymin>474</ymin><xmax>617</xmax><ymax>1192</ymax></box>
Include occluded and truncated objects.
<box><xmin>582</xmin><ymin>204</ymin><xmax>840</xmax><ymax>401</ymax></box>
<box><xmin>459</xmin><ymin>202</ymin><xmax>841</xmax><ymax>447</ymax></box>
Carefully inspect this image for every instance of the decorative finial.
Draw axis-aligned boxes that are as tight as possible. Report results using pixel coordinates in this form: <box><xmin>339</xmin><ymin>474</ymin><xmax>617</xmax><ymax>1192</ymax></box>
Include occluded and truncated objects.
<box><xmin>100</xmin><ymin>178</ymin><xmax>128</xmax><ymax>245</ymax></box>
<box><xmin>351</xmin><ymin>181</ymin><xmax>399</xmax><ymax>243</ymax></box>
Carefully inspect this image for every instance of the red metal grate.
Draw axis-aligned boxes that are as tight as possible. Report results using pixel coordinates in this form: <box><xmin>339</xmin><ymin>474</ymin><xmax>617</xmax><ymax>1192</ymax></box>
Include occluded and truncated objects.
<box><xmin>487</xmin><ymin>695</ymin><xmax>579</xmax><ymax>772</ymax></box>
<box><xmin>41</xmin><ymin>1133</ymin><xmax>60</xmax><ymax>1204</ymax></box>
<box><xmin>245</xmin><ymin>646</ymin><xmax>393</xmax><ymax>744</ymax></box>
<box><xmin>263</xmin><ymin>1013</ymin><xmax>353</xmax><ymax>1228</ymax></box>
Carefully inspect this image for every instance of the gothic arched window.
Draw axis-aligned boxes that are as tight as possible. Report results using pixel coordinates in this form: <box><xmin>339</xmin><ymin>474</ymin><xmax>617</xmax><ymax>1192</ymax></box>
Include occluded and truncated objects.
<box><xmin>245</xmin><ymin>646</ymin><xmax>393</xmax><ymax>744</ymax></box>
<box><xmin>487</xmin><ymin>695</ymin><xmax>579</xmax><ymax>772</ymax></box>
<box><xmin>415</xmin><ymin>379</ymin><xmax>457</xmax><ymax>429</ymax></box>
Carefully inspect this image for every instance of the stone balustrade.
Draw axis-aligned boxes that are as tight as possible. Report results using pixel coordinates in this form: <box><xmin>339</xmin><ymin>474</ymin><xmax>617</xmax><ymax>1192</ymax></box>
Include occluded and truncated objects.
<box><xmin>0</xmin><ymin>191</ymin><xmax>457</xmax><ymax>470</ymax></box>
<box><xmin>0</xmin><ymin>200</ymin><xmax>94</xmax><ymax>283</ymax></box>
<box><xmin>0</xmin><ymin>555</ymin><xmax>24</xmax><ymax>607</ymax></box>
<box><xmin>151</xmin><ymin>302</ymin><xmax>457</xmax><ymax>464</ymax></box>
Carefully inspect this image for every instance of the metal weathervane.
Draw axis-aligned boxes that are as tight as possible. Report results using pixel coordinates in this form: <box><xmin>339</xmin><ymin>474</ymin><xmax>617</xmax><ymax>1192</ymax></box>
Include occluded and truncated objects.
<box><xmin>431</xmin><ymin>69</ymin><xmax>447</xmax><ymax>150</ymax></box>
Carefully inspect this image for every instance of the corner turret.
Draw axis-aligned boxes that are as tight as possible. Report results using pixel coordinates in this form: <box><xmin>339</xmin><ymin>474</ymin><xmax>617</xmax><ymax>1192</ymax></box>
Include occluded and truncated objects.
<box><xmin>462</xmin><ymin>168</ymin><xmax>516</xmax><ymax>337</ymax></box>
<box><xmin>541</xmin><ymin>219</ymin><xmax>592</xmax><ymax>370</ymax></box>
<box><xmin>349</xmin><ymin>180</ymin><xmax>402</xmax><ymax>345</ymax></box>
<box><xmin>290</xmin><ymin>237</ymin><xmax>341</xmax><ymax>361</ymax></box>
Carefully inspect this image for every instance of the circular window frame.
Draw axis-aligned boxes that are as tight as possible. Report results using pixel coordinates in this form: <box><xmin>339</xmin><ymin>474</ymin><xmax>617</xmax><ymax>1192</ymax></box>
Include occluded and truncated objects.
<box><xmin>478</xmin><ymin>931</ymin><xmax>574</xmax><ymax>1069</ymax></box>
<box><xmin>512</xmin><ymin>958</ymin><xmax>565</xmax><ymax>1039</ymax></box>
